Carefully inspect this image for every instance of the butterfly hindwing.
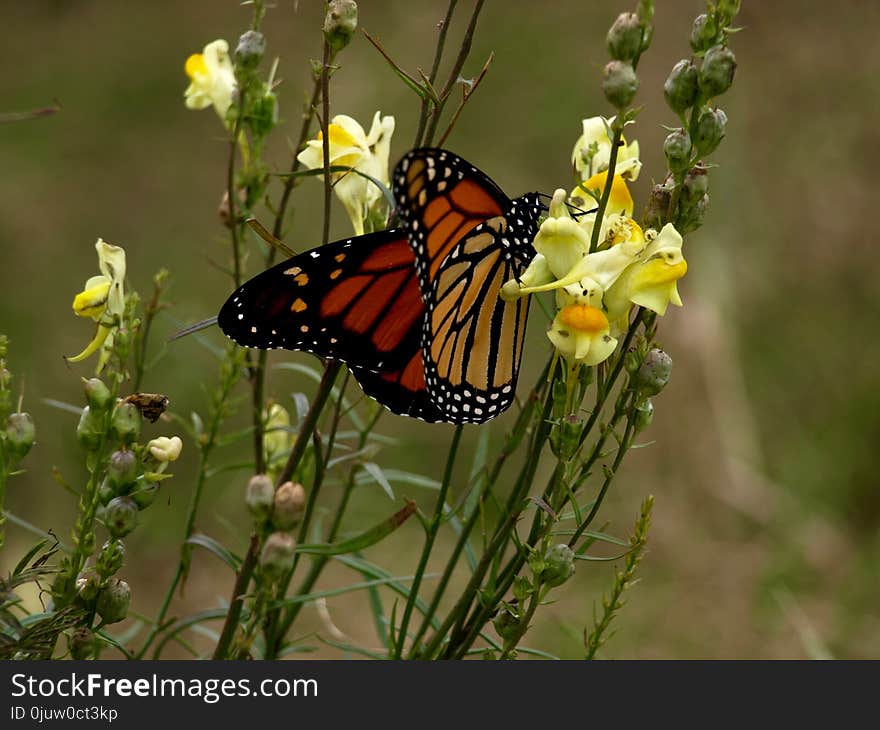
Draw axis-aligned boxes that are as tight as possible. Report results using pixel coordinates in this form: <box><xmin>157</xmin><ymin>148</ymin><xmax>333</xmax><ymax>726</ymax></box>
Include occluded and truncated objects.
<box><xmin>218</xmin><ymin>229</ymin><xmax>424</xmax><ymax>372</ymax></box>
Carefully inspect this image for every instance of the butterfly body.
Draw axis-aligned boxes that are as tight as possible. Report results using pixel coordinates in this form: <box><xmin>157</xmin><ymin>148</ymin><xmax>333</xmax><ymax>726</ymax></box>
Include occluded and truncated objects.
<box><xmin>218</xmin><ymin>148</ymin><xmax>542</xmax><ymax>424</ymax></box>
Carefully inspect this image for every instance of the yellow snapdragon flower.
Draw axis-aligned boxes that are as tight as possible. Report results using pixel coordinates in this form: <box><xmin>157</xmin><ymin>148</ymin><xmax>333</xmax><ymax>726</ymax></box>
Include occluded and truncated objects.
<box><xmin>68</xmin><ymin>239</ymin><xmax>126</xmax><ymax>370</ymax></box>
<box><xmin>571</xmin><ymin>116</ymin><xmax>641</xmax><ymax>182</ymax></box>
<box><xmin>184</xmin><ymin>39</ymin><xmax>237</xmax><ymax>124</ymax></box>
<box><xmin>297</xmin><ymin>112</ymin><xmax>395</xmax><ymax>235</ymax></box>
<box><xmin>147</xmin><ymin>436</ymin><xmax>183</xmax><ymax>463</ymax></box>
<box><xmin>548</xmin><ymin>302</ymin><xmax>617</xmax><ymax>366</ymax></box>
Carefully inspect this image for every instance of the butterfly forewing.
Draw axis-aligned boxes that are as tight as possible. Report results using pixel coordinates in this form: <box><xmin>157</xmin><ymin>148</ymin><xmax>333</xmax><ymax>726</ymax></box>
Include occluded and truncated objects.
<box><xmin>218</xmin><ymin>229</ymin><xmax>423</xmax><ymax>372</ymax></box>
<box><xmin>394</xmin><ymin>149</ymin><xmax>511</xmax><ymax>300</ymax></box>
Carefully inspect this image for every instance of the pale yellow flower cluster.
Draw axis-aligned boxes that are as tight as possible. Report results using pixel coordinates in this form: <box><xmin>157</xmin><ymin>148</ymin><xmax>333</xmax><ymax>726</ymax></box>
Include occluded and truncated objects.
<box><xmin>503</xmin><ymin>118</ymin><xmax>687</xmax><ymax>367</ymax></box>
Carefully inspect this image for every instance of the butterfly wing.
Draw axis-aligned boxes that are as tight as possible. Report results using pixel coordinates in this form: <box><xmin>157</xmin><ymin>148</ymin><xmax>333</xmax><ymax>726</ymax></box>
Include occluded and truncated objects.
<box><xmin>421</xmin><ymin>215</ymin><xmax>533</xmax><ymax>424</ymax></box>
<box><xmin>218</xmin><ymin>229</ymin><xmax>423</xmax><ymax>372</ymax></box>
<box><xmin>393</xmin><ymin>148</ymin><xmax>511</xmax><ymax>299</ymax></box>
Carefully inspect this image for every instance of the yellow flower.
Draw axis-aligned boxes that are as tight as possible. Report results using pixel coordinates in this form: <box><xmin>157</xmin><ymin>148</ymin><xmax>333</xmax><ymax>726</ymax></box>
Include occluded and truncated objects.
<box><xmin>263</xmin><ymin>402</ymin><xmax>292</xmax><ymax>470</ymax></box>
<box><xmin>570</xmin><ymin>170</ymin><xmax>634</xmax><ymax>220</ymax></box>
<box><xmin>147</xmin><ymin>436</ymin><xmax>183</xmax><ymax>463</ymax></box>
<box><xmin>296</xmin><ymin>112</ymin><xmax>396</xmax><ymax>235</ymax></box>
<box><xmin>605</xmin><ymin>223</ymin><xmax>688</xmax><ymax>329</ymax></box>
<box><xmin>184</xmin><ymin>39</ymin><xmax>236</xmax><ymax>123</ymax></box>
<box><xmin>68</xmin><ymin>239</ymin><xmax>126</xmax><ymax>368</ymax></box>
<box><xmin>548</xmin><ymin>303</ymin><xmax>617</xmax><ymax>366</ymax></box>
<box><xmin>571</xmin><ymin>116</ymin><xmax>641</xmax><ymax>182</ymax></box>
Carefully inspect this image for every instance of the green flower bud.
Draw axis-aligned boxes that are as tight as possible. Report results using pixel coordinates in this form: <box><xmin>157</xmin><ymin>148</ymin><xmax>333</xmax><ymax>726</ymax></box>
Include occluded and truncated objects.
<box><xmin>718</xmin><ymin>0</ymin><xmax>741</xmax><ymax>23</ymax></box>
<box><xmin>623</xmin><ymin>333</ymin><xmax>648</xmax><ymax>374</ymax></box>
<box><xmin>678</xmin><ymin>193</ymin><xmax>710</xmax><ymax>234</ymax></box>
<box><xmin>493</xmin><ymin>606</ymin><xmax>520</xmax><ymax>640</ymax></box>
<box><xmin>606</xmin><ymin>12</ymin><xmax>643</xmax><ymax>62</ymax></box>
<box><xmin>5</xmin><ymin>412</ymin><xmax>35</xmax><ymax>460</ymax></box>
<box><xmin>235</xmin><ymin>30</ymin><xmax>265</xmax><ymax>69</ymax></box>
<box><xmin>107</xmin><ymin>449</ymin><xmax>137</xmax><ymax>489</ymax></box>
<box><xmin>76</xmin><ymin>406</ymin><xmax>104</xmax><ymax>451</ymax></box>
<box><xmin>698</xmin><ymin>45</ymin><xmax>737</xmax><ymax>98</ymax></box>
<box><xmin>130</xmin><ymin>478</ymin><xmax>159</xmax><ymax>510</ymax></box>
<box><xmin>642</xmin><ymin>179</ymin><xmax>673</xmax><ymax>231</ymax></box>
<box><xmin>682</xmin><ymin>166</ymin><xmax>709</xmax><ymax>207</ymax></box>
<box><xmin>323</xmin><ymin>0</ymin><xmax>358</xmax><ymax>52</ymax></box>
<box><xmin>689</xmin><ymin>13</ymin><xmax>717</xmax><ymax>54</ymax></box>
<box><xmin>272</xmin><ymin>481</ymin><xmax>306</xmax><ymax>530</ymax></box>
<box><xmin>113</xmin><ymin>328</ymin><xmax>132</xmax><ymax>362</ymax></box>
<box><xmin>248</xmin><ymin>88</ymin><xmax>278</xmax><ymax>139</ymax></box>
<box><xmin>246</xmin><ymin>474</ymin><xmax>275</xmax><ymax>522</ymax></box>
<box><xmin>104</xmin><ymin>496</ymin><xmax>138</xmax><ymax>538</ymax></box>
<box><xmin>634</xmin><ymin>398</ymin><xmax>654</xmax><ymax>433</ymax></box>
<box><xmin>97</xmin><ymin>477</ymin><xmax>119</xmax><ymax>505</ymax></box>
<box><xmin>636</xmin><ymin>348</ymin><xmax>673</xmax><ymax>396</ymax></box>
<box><xmin>663</xmin><ymin>128</ymin><xmax>692</xmax><ymax>173</ymax></box>
<box><xmin>663</xmin><ymin>59</ymin><xmax>699</xmax><ymax>113</ymax></box>
<box><xmin>550</xmin><ymin>415</ymin><xmax>584</xmax><ymax>462</ymax></box>
<box><xmin>693</xmin><ymin>107</ymin><xmax>727</xmax><ymax>156</ymax></box>
<box><xmin>83</xmin><ymin>377</ymin><xmax>112</xmax><ymax>412</ymax></box>
<box><xmin>260</xmin><ymin>532</ymin><xmax>296</xmax><ymax>581</ymax></box>
<box><xmin>97</xmin><ymin>539</ymin><xmax>126</xmax><ymax>578</ymax></box>
<box><xmin>110</xmin><ymin>402</ymin><xmax>141</xmax><ymax>445</ymax></box>
<box><xmin>75</xmin><ymin>572</ymin><xmax>102</xmax><ymax>604</ymax></box>
<box><xmin>542</xmin><ymin>544</ymin><xmax>575</xmax><ymax>587</ymax></box>
<box><xmin>96</xmin><ymin>578</ymin><xmax>130</xmax><ymax>625</ymax></box>
<box><xmin>69</xmin><ymin>627</ymin><xmax>95</xmax><ymax>660</ymax></box>
<box><xmin>602</xmin><ymin>60</ymin><xmax>639</xmax><ymax>109</ymax></box>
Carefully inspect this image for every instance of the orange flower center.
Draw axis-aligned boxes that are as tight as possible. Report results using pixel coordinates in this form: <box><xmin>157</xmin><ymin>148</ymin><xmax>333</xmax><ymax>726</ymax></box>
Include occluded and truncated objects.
<box><xmin>558</xmin><ymin>304</ymin><xmax>608</xmax><ymax>334</ymax></box>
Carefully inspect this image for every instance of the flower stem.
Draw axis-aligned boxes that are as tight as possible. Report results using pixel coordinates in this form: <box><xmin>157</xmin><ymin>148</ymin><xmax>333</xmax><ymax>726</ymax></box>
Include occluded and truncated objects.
<box><xmin>393</xmin><ymin>425</ymin><xmax>462</xmax><ymax>659</ymax></box>
<box><xmin>320</xmin><ymin>40</ymin><xmax>332</xmax><ymax>247</ymax></box>
<box><xmin>589</xmin><ymin>122</ymin><xmax>624</xmax><ymax>254</ymax></box>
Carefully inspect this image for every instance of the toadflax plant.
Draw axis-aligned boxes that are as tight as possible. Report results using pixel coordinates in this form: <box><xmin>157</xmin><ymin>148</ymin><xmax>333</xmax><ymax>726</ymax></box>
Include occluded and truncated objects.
<box><xmin>0</xmin><ymin>0</ymin><xmax>743</xmax><ymax>660</ymax></box>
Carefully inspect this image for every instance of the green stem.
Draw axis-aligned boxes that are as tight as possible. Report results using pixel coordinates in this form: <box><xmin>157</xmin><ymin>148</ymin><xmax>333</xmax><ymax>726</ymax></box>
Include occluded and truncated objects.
<box><xmin>320</xmin><ymin>40</ymin><xmax>332</xmax><ymax>247</ymax></box>
<box><xmin>394</xmin><ymin>425</ymin><xmax>462</xmax><ymax>658</ymax></box>
<box><xmin>414</xmin><ymin>0</ymin><xmax>458</xmax><ymax>148</ymax></box>
<box><xmin>498</xmin><ymin>584</ymin><xmax>543</xmax><ymax>660</ymax></box>
<box><xmin>588</xmin><ymin>122</ymin><xmax>623</xmax><ymax>254</ymax></box>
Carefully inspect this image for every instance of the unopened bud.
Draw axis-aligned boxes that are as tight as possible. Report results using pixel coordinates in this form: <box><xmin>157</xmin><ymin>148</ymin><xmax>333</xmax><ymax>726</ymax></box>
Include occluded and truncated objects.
<box><xmin>606</xmin><ymin>13</ymin><xmax>643</xmax><ymax>62</ymax></box>
<box><xmin>69</xmin><ymin>627</ymin><xmax>95</xmax><ymax>660</ymax></box>
<box><xmin>246</xmin><ymin>474</ymin><xmax>275</xmax><ymax>522</ymax></box>
<box><xmin>493</xmin><ymin>606</ymin><xmax>520</xmax><ymax>640</ymax></box>
<box><xmin>718</xmin><ymin>0</ymin><xmax>742</xmax><ymax>23</ymax></box>
<box><xmin>236</xmin><ymin>30</ymin><xmax>265</xmax><ymax>69</ymax></box>
<box><xmin>96</xmin><ymin>578</ymin><xmax>130</xmax><ymax>625</ymax></box>
<box><xmin>623</xmin><ymin>333</ymin><xmax>648</xmax><ymax>374</ymax></box>
<box><xmin>76</xmin><ymin>406</ymin><xmax>104</xmax><ymax>451</ymax></box>
<box><xmin>634</xmin><ymin>398</ymin><xmax>654</xmax><ymax>433</ymax></box>
<box><xmin>111</xmin><ymin>402</ymin><xmax>141</xmax><ymax>445</ymax></box>
<box><xmin>643</xmin><ymin>180</ymin><xmax>672</xmax><ymax>231</ymax></box>
<box><xmin>678</xmin><ymin>193</ymin><xmax>710</xmax><ymax>234</ymax></box>
<box><xmin>107</xmin><ymin>449</ymin><xmax>138</xmax><ymax>489</ymax></box>
<box><xmin>693</xmin><ymin>107</ymin><xmax>727</xmax><ymax>156</ymax></box>
<box><xmin>699</xmin><ymin>45</ymin><xmax>737</xmax><ymax>98</ymax></box>
<box><xmin>272</xmin><ymin>481</ymin><xmax>306</xmax><ymax>530</ymax></box>
<box><xmin>663</xmin><ymin>59</ymin><xmax>699</xmax><ymax>113</ymax></box>
<box><xmin>147</xmin><ymin>435</ymin><xmax>182</xmax><ymax>463</ymax></box>
<box><xmin>663</xmin><ymin>129</ymin><xmax>692</xmax><ymax>173</ymax></box>
<box><xmin>260</xmin><ymin>532</ymin><xmax>296</xmax><ymax>580</ymax></box>
<box><xmin>542</xmin><ymin>544</ymin><xmax>576</xmax><ymax>587</ymax></box>
<box><xmin>104</xmin><ymin>496</ymin><xmax>138</xmax><ymax>538</ymax></box>
<box><xmin>602</xmin><ymin>60</ymin><xmax>639</xmax><ymax>109</ymax></box>
<box><xmin>83</xmin><ymin>377</ymin><xmax>112</xmax><ymax>412</ymax></box>
<box><xmin>97</xmin><ymin>539</ymin><xmax>126</xmax><ymax>578</ymax></box>
<box><xmin>130</xmin><ymin>477</ymin><xmax>160</xmax><ymax>509</ymax></box>
<box><xmin>98</xmin><ymin>477</ymin><xmax>121</xmax><ymax>505</ymax></box>
<box><xmin>5</xmin><ymin>412</ymin><xmax>35</xmax><ymax>460</ymax></box>
<box><xmin>689</xmin><ymin>13</ymin><xmax>717</xmax><ymax>54</ymax></box>
<box><xmin>323</xmin><ymin>0</ymin><xmax>358</xmax><ymax>52</ymax></box>
<box><xmin>636</xmin><ymin>348</ymin><xmax>673</xmax><ymax>396</ymax></box>
<box><xmin>682</xmin><ymin>166</ymin><xmax>709</xmax><ymax>207</ymax></box>
<box><xmin>550</xmin><ymin>415</ymin><xmax>584</xmax><ymax>462</ymax></box>
<box><xmin>75</xmin><ymin>572</ymin><xmax>102</xmax><ymax>604</ymax></box>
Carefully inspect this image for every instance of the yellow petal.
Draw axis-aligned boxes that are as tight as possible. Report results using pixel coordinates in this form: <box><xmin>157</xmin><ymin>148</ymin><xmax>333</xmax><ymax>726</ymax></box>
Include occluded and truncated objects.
<box><xmin>558</xmin><ymin>304</ymin><xmax>609</xmax><ymax>334</ymax></box>
<box><xmin>574</xmin><ymin>172</ymin><xmax>634</xmax><ymax>217</ymax></box>
<box><xmin>185</xmin><ymin>53</ymin><xmax>207</xmax><ymax>79</ymax></box>
<box><xmin>66</xmin><ymin>325</ymin><xmax>111</xmax><ymax>363</ymax></box>
<box><xmin>72</xmin><ymin>280</ymin><xmax>111</xmax><ymax>319</ymax></box>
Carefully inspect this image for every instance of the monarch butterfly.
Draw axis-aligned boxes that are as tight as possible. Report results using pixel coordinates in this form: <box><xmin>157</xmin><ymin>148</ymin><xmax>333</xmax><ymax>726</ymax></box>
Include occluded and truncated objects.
<box><xmin>218</xmin><ymin>148</ymin><xmax>542</xmax><ymax>424</ymax></box>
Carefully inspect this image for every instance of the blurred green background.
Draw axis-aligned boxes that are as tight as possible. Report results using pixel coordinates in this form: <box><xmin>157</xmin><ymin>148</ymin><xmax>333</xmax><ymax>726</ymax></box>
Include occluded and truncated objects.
<box><xmin>2</xmin><ymin>0</ymin><xmax>878</xmax><ymax>659</ymax></box>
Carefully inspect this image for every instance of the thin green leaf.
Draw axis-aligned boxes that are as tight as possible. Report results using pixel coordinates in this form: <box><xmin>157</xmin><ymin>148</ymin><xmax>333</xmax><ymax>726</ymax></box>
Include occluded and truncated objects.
<box><xmin>12</xmin><ymin>539</ymin><xmax>49</xmax><ymax>577</ymax></box>
<box><xmin>41</xmin><ymin>399</ymin><xmax>82</xmax><ymax>415</ymax></box>
<box><xmin>296</xmin><ymin>500</ymin><xmax>416</xmax><ymax>556</ymax></box>
<box><xmin>318</xmin><ymin>635</ymin><xmax>387</xmax><ymax>659</ymax></box>
<box><xmin>3</xmin><ymin>513</ymin><xmax>70</xmax><ymax>552</ymax></box>
<box><xmin>185</xmin><ymin>534</ymin><xmax>242</xmax><ymax>571</ymax></box>
<box><xmin>270</xmin><ymin>572</ymin><xmax>435</xmax><ymax>610</ymax></box>
<box><xmin>356</xmin><ymin>469</ymin><xmax>440</xmax><ymax>490</ymax></box>
<box><xmin>361</xmin><ymin>462</ymin><xmax>395</xmax><ymax>500</ymax></box>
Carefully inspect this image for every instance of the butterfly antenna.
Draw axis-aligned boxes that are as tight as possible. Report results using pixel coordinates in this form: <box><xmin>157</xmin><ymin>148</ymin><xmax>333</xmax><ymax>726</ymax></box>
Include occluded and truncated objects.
<box><xmin>246</xmin><ymin>218</ymin><xmax>296</xmax><ymax>258</ymax></box>
<box><xmin>169</xmin><ymin>316</ymin><xmax>219</xmax><ymax>342</ymax></box>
